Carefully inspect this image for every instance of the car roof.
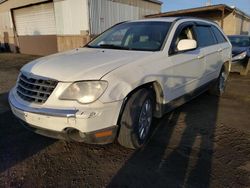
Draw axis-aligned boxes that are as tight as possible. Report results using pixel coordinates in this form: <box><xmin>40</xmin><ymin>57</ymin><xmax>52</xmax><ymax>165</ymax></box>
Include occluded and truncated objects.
<box><xmin>228</xmin><ymin>35</ymin><xmax>250</xmax><ymax>38</ymax></box>
<box><xmin>128</xmin><ymin>16</ymin><xmax>218</xmax><ymax>25</ymax></box>
<box><xmin>129</xmin><ymin>17</ymin><xmax>178</xmax><ymax>22</ymax></box>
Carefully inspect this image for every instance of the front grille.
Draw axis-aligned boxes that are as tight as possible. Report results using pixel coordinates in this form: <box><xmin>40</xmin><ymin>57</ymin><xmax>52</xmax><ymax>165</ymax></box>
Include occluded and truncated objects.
<box><xmin>16</xmin><ymin>73</ymin><xmax>58</xmax><ymax>104</ymax></box>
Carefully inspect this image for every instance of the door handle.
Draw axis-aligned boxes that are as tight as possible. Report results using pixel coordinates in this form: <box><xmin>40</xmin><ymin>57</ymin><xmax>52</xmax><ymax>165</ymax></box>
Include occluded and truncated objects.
<box><xmin>218</xmin><ymin>48</ymin><xmax>223</xmax><ymax>52</ymax></box>
<box><xmin>197</xmin><ymin>55</ymin><xmax>204</xmax><ymax>59</ymax></box>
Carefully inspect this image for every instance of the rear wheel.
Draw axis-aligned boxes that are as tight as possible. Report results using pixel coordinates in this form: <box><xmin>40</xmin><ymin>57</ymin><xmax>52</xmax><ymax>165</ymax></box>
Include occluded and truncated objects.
<box><xmin>117</xmin><ymin>89</ymin><xmax>155</xmax><ymax>149</ymax></box>
<box><xmin>209</xmin><ymin>66</ymin><xmax>228</xmax><ymax>96</ymax></box>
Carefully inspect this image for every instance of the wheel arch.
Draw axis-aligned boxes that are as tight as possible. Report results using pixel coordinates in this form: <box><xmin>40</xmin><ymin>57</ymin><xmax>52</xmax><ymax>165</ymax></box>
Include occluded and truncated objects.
<box><xmin>223</xmin><ymin>61</ymin><xmax>230</xmax><ymax>75</ymax></box>
<box><xmin>116</xmin><ymin>81</ymin><xmax>165</xmax><ymax>126</ymax></box>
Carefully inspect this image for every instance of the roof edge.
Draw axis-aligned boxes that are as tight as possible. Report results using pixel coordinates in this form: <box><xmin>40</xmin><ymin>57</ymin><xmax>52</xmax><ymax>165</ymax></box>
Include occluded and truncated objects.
<box><xmin>145</xmin><ymin>0</ymin><xmax>162</xmax><ymax>5</ymax></box>
<box><xmin>146</xmin><ymin>4</ymin><xmax>250</xmax><ymax>19</ymax></box>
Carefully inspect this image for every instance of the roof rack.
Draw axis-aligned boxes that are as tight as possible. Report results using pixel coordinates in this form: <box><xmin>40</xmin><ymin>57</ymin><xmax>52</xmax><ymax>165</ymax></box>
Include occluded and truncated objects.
<box><xmin>171</xmin><ymin>16</ymin><xmax>218</xmax><ymax>25</ymax></box>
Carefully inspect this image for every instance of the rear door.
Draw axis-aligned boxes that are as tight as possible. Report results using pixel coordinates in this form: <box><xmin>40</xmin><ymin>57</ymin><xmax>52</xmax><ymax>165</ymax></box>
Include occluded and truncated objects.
<box><xmin>211</xmin><ymin>25</ymin><xmax>232</xmax><ymax>73</ymax></box>
<box><xmin>194</xmin><ymin>24</ymin><xmax>222</xmax><ymax>83</ymax></box>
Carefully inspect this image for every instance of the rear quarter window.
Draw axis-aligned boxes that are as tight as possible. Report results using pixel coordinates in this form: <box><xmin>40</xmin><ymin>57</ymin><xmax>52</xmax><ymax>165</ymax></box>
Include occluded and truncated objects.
<box><xmin>211</xmin><ymin>26</ymin><xmax>227</xmax><ymax>43</ymax></box>
<box><xmin>195</xmin><ymin>26</ymin><xmax>217</xmax><ymax>47</ymax></box>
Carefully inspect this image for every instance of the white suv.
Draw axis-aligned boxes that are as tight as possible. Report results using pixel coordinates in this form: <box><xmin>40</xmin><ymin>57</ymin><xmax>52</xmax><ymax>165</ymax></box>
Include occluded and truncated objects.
<box><xmin>9</xmin><ymin>17</ymin><xmax>232</xmax><ymax>149</ymax></box>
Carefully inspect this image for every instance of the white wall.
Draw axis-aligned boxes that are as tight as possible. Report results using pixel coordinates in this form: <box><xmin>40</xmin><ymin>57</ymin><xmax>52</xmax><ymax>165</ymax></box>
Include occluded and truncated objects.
<box><xmin>0</xmin><ymin>11</ymin><xmax>12</xmax><ymax>30</ymax></box>
<box><xmin>54</xmin><ymin>0</ymin><xmax>89</xmax><ymax>35</ymax></box>
<box><xmin>0</xmin><ymin>11</ymin><xmax>13</xmax><ymax>39</ymax></box>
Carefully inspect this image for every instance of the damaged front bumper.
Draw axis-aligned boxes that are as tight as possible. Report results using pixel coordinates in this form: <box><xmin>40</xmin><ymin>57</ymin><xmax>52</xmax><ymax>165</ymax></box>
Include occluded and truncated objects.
<box><xmin>8</xmin><ymin>89</ymin><xmax>123</xmax><ymax>144</ymax></box>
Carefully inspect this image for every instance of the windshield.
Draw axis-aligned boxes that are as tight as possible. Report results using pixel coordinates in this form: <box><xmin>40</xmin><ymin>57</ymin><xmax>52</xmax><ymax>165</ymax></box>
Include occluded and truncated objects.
<box><xmin>228</xmin><ymin>36</ymin><xmax>250</xmax><ymax>47</ymax></box>
<box><xmin>87</xmin><ymin>21</ymin><xmax>172</xmax><ymax>51</ymax></box>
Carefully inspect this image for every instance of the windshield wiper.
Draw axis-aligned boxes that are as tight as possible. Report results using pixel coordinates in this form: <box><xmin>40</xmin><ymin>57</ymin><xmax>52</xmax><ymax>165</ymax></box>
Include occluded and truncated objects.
<box><xmin>86</xmin><ymin>44</ymin><xmax>155</xmax><ymax>51</ymax></box>
<box><xmin>85</xmin><ymin>44</ymin><xmax>96</xmax><ymax>48</ymax></box>
<box><xmin>98</xmin><ymin>44</ymin><xmax>129</xmax><ymax>50</ymax></box>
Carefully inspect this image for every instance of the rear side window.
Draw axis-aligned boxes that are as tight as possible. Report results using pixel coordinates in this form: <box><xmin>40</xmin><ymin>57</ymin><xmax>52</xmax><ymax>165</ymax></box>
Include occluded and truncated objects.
<box><xmin>196</xmin><ymin>26</ymin><xmax>217</xmax><ymax>47</ymax></box>
<box><xmin>211</xmin><ymin>26</ymin><xmax>227</xmax><ymax>43</ymax></box>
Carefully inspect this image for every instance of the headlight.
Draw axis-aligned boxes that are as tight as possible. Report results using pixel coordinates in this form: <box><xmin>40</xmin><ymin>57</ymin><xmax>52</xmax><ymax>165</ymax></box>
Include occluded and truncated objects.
<box><xmin>59</xmin><ymin>81</ymin><xmax>108</xmax><ymax>104</ymax></box>
<box><xmin>232</xmin><ymin>51</ymin><xmax>247</xmax><ymax>61</ymax></box>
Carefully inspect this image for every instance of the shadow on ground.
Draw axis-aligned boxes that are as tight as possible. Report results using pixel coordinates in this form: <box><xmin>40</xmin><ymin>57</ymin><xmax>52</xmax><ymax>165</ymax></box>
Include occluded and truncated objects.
<box><xmin>108</xmin><ymin>93</ymin><xmax>219</xmax><ymax>188</ymax></box>
<box><xmin>0</xmin><ymin>92</ymin><xmax>55</xmax><ymax>174</ymax></box>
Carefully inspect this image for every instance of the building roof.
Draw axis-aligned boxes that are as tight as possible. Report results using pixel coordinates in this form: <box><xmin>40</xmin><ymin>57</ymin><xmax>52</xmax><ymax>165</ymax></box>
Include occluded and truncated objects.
<box><xmin>0</xmin><ymin>0</ymin><xmax>7</xmax><ymax>4</ymax></box>
<box><xmin>146</xmin><ymin>4</ymin><xmax>250</xmax><ymax>19</ymax></box>
<box><xmin>145</xmin><ymin>0</ymin><xmax>162</xmax><ymax>5</ymax></box>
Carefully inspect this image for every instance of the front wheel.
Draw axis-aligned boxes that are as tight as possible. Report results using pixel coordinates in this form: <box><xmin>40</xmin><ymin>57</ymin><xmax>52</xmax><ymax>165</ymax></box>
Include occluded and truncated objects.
<box><xmin>117</xmin><ymin>89</ymin><xmax>155</xmax><ymax>149</ymax></box>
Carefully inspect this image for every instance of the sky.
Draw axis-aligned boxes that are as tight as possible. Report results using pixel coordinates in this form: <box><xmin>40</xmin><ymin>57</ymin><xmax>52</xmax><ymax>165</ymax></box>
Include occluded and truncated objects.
<box><xmin>161</xmin><ymin>0</ymin><xmax>250</xmax><ymax>15</ymax></box>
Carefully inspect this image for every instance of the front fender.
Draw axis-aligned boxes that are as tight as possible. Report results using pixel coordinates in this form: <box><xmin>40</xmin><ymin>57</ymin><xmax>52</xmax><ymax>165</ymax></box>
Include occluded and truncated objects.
<box><xmin>100</xmin><ymin>79</ymin><xmax>159</xmax><ymax>103</ymax></box>
<box><xmin>99</xmin><ymin>69</ymin><xmax>162</xmax><ymax>103</ymax></box>
<box><xmin>98</xmin><ymin>53</ymin><xmax>170</xmax><ymax>104</ymax></box>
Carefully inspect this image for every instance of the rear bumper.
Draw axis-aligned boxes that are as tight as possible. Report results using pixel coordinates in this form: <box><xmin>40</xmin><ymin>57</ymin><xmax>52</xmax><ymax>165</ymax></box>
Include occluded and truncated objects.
<box><xmin>9</xmin><ymin>89</ymin><xmax>123</xmax><ymax>144</ymax></box>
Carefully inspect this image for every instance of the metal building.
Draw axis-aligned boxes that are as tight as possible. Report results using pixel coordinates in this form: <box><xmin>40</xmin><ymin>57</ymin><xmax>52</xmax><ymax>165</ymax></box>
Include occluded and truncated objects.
<box><xmin>0</xmin><ymin>0</ymin><xmax>162</xmax><ymax>55</ymax></box>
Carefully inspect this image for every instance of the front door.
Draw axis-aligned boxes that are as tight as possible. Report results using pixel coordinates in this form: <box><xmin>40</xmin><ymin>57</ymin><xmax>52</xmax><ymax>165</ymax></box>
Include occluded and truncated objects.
<box><xmin>167</xmin><ymin>23</ymin><xmax>205</xmax><ymax>101</ymax></box>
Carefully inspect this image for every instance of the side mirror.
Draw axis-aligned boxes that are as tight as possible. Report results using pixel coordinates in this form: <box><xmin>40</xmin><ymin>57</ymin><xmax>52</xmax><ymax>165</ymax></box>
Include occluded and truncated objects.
<box><xmin>177</xmin><ymin>39</ymin><xmax>197</xmax><ymax>52</ymax></box>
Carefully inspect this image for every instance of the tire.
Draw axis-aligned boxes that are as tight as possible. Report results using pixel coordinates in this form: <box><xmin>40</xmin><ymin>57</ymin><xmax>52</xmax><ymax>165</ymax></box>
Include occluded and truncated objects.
<box><xmin>117</xmin><ymin>88</ymin><xmax>155</xmax><ymax>149</ymax></box>
<box><xmin>209</xmin><ymin>66</ymin><xmax>228</xmax><ymax>96</ymax></box>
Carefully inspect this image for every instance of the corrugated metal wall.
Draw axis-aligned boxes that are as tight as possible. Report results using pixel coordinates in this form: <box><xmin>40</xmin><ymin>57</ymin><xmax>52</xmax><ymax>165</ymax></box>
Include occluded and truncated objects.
<box><xmin>54</xmin><ymin>0</ymin><xmax>89</xmax><ymax>35</ymax></box>
<box><xmin>89</xmin><ymin>0</ymin><xmax>159</xmax><ymax>35</ymax></box>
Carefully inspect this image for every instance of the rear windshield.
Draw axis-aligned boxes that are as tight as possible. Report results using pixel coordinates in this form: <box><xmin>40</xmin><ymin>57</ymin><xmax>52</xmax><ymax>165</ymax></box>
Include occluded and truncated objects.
<box><xmin>228</xmin><ymin>36</ymin><xmax>250</xmax><ymax>47</ymax></box>
<box><xmin>87</xmin><ymin>21</ymin><xmax>172</xmax><ymax>51</ymax></box>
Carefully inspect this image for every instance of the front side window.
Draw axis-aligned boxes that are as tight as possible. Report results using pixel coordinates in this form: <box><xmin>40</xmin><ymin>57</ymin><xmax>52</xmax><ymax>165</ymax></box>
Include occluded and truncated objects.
<box><xmin>175</xmin><ymin>25</ymin><xmax>195</xmax><ymax>47</ymax></box>
<box><xmin>169</xmin><ymin>24</ymin><xmax>196</xmax><ymax>54</ymax></box>
<box><xmin>87</xmin><ymin>21</ymin><xmax>172</xmax><ymax>51</ymax></box>
<box><xmin>196</xmin><ymin>26</ymin><xmax>217</xmax><ymax>47</ymax></box>
<box><xmin>228</xmin><ymin>36</ymin><xmax>250</xmax><ymax>47</ymax></box>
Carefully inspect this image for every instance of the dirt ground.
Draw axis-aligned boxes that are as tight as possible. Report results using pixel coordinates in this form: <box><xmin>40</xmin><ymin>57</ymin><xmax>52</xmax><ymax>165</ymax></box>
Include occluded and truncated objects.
<box><xmin>0</xmin><ymin>53</ymin><xmax>250</xmax><ymax>188</ymax></box>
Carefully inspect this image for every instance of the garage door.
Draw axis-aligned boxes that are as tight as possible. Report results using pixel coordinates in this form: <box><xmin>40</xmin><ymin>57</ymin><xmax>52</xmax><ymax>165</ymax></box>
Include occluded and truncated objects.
<box><xmin>13</xmin><ymin>3</ymin><xmax>58</xmax><ymax>55</ymax></box>
<box><xmin>14</xmin><ymin>3</ymin><xmax>56</xmax><ymax>36</ymax></box>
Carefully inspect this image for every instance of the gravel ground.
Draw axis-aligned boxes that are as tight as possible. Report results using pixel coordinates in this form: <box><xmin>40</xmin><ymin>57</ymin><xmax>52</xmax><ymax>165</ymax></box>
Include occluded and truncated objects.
<box><xmin>0</xmin><ymin>53</ymin><xmax>250</xmax><ymax>188</ymax></box>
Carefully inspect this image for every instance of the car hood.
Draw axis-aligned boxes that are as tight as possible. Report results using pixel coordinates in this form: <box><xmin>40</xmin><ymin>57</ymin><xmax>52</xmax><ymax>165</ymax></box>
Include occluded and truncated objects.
<box><xmin>232</xmin><ymin>46</ymin><xmax>250</xmax><ymax>57</ymax></box>
<box><xmin>21</xmin><ymin>48</ymin><xmax>154</xmax><ymax>82</ymax></box>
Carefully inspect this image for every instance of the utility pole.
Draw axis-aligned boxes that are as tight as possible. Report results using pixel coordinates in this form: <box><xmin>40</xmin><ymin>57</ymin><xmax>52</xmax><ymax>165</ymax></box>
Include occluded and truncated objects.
<box><xmin>206</xmin><ymin>0</ymin><xmax>212</xmax><ymax>6</ymax></box>
<box><xmin>229</xmin><ymin>0</ymin><xmax>236</xmax><ymax>8</ymax></box>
